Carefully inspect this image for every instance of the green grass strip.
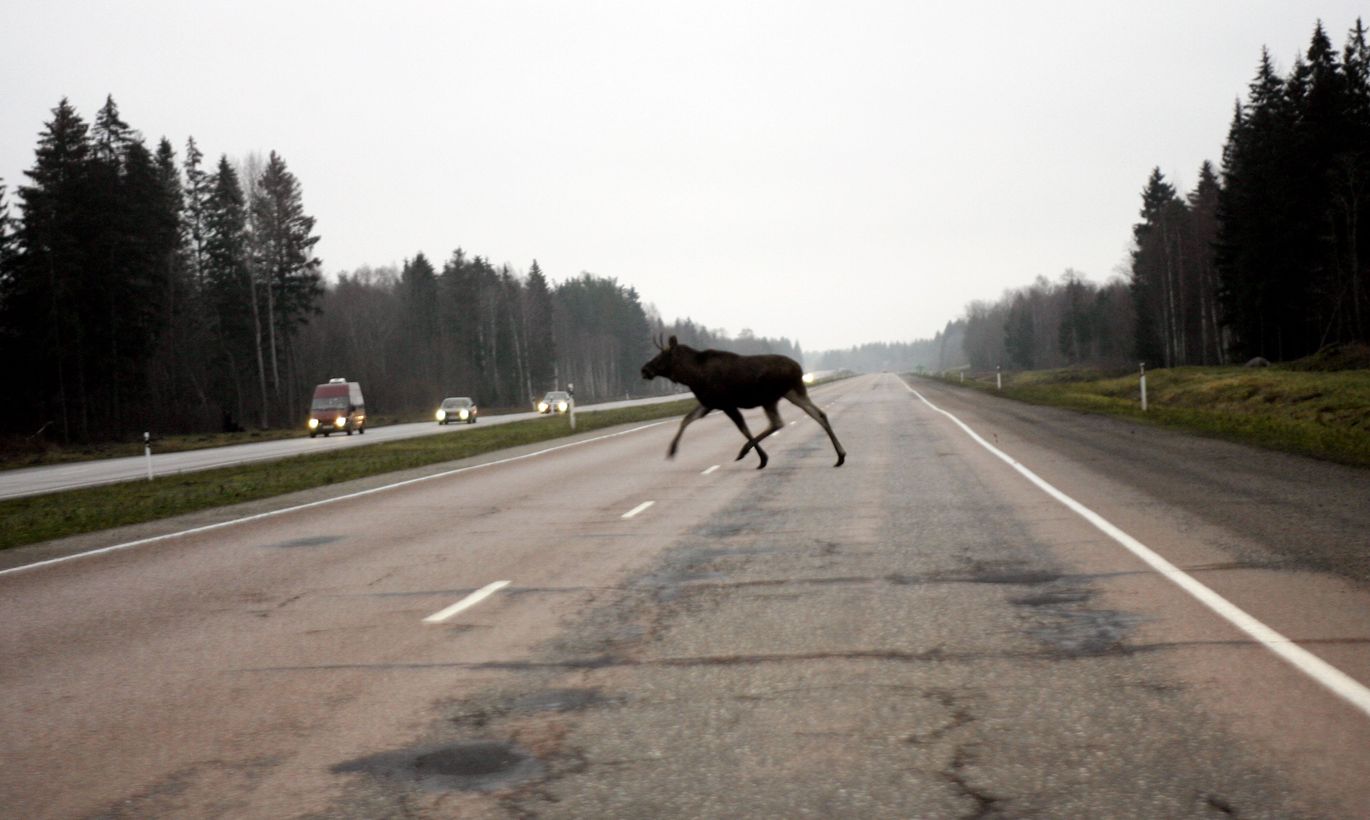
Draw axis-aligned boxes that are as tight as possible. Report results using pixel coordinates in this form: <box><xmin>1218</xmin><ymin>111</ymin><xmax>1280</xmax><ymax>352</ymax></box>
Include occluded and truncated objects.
<box><xmin>932</xmin><ymin>366</ymin><xmax>1370</xmax><ymax>468</ymax></box>
<box><xmin>0</xmin><ymin>400</ymin><xmax>696</xmax><ymax>552</ymax></box>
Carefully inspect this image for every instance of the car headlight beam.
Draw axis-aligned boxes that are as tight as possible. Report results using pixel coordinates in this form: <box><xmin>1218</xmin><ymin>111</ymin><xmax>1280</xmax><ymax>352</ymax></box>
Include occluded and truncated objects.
<box><xmin>436</xmin><ymin>409</ymin><xmax>446</xmax><ymax>421</ymax></box>
<box><xmin>308</xmin><ymin>418</ymin><xmax>319</xmax><ymax>430</ymax></box>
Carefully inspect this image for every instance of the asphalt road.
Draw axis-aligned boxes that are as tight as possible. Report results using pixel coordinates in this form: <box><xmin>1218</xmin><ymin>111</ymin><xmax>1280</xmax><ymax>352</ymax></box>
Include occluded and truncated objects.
<box><xmin>2</xmin><ymin>374</ymin><xmax>1369</xmax><ymax>817</ymax></box>
<box><xmin>0</xmin><ymin>392</ymin><xmax>690</xmax><ymax>500</ymax></box>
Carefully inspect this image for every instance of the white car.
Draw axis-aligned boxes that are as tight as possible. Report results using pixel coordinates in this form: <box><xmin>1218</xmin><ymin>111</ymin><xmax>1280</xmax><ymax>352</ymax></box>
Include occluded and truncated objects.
<box><xmin>435</xmin><ymin>397</ymin><xmax>478</xmax><ymax>424</ymax></box>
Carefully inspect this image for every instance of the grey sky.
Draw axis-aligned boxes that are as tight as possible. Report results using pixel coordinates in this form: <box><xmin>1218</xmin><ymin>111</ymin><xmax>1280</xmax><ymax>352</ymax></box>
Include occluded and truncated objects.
<box><xmin>3</xmin><ymin>1</ymin><xmax>1363</xmax><ymax>351</ymax></box>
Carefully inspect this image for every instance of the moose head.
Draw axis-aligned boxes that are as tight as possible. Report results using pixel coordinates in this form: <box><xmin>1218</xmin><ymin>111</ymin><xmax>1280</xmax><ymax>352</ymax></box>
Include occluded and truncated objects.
<box><xmin>640</xmin><ymin>334</ymin><xmax>680</xmax><ymax>381</ymax></box>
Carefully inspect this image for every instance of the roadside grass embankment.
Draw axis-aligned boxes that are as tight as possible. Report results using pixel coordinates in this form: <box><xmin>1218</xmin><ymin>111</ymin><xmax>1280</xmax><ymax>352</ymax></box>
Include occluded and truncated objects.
<box><xmin>0</xmin><ymin>406</ymin><xmax>534</xmax><ymax>472</ymax></box>
<box><xmin>0</xmin><ymin>398</ymin><xmax>696</xmax><ymax>552</ymax></box>
<box><xmin>929</xmin><ymin>365</ymin><xmax>1370</xmax><ymax>469</ymax></box>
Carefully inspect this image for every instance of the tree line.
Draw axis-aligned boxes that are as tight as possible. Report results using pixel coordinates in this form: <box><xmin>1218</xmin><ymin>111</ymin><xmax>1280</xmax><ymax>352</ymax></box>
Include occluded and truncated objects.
<box><xmin>810</xmin><ymin>323</ymin><xmax>967</xmax><ymax>374</ymax></box>
<box><xmin>0</xmin><ymin>96</ymin><xmax>800</xmax><ymax>444</ymax></box>
<box><xmin>0</xmin><ymin>96</ymin><xmax>323</xmax><ymax>441</ymax></box>
<box><xmin>942</xmin><ymin>19</ymin><xmax>1370</xmax><ymax>373</ymax></box>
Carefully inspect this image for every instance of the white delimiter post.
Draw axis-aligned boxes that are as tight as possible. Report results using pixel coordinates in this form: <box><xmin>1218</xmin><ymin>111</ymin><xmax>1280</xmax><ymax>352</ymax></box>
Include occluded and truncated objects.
<box><xmin>996</xmin><ymin>366</ymin><xmax>1002</xmax><ymax>391</ymax></box>
<box><xmin>144</xmin><ymin>432</ymin><xmax>153</xmax><ymax>481</ymax></box>
<box><xmin>1140</xmin><ymin>363</ymin><xmax>1148</xmax><ymax>412</ymax></box>
<box><xmin>568</xmin><ymin>382</ymin><xmax>576</xmax><ymax>431</ymax></box>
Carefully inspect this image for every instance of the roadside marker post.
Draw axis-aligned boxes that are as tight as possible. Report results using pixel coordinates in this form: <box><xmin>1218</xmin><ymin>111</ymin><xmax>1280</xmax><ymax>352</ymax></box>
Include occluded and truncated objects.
<box><xmin>1140</xmin><ymin>363</ymin><xmax>1148</xmax><ymax>412</ymax></box>
<box><xmin>144</xmin><ymin>432</ymin><xmax>153</xmax><ymax>481</ymax></box>
<box><xmin>996</xmin><ymin>366</ymin><xmax>1002</xmax><ymax>391</ymax></box>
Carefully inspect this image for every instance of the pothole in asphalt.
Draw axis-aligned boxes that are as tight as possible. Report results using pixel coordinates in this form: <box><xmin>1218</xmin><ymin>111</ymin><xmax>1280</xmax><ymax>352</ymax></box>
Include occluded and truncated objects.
<box><xmin>334</xmin><ymin>740</ymin><xmax>542</xmax><ymax>792</ymax></box>
<box><xmin>507</xmin><ymin>688</ymin><xmax>617</xmax><ymax>714</ymax></box>
<box><xmin>1028</xmin><ymin>608</ymin><xmax>1144</xmax><ymax>658</ymax></box>
<box><xmin>262</xmin><ymin>534</ymin><xmax>343</xmax><ymax>549</ymax></box>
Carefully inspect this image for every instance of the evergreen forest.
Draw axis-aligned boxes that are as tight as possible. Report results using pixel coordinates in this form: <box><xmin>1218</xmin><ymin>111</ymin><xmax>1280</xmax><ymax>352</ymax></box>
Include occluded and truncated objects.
<box><xmin>955</xmin><ymin>19</ymin><xmax>1370</xmax><ymax>373</ymax></box>
<box><xmin>0</xmin><ymin>98</ymin><xmax>798</xmax><ymax>444</ymax></box>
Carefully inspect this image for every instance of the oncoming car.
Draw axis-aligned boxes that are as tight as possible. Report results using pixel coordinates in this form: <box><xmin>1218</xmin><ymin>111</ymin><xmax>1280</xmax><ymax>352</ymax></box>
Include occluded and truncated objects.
<box><xmin>436</xmin><ymin>396</ymin><xmax>478</xmax><ymax>425</ymax></box>
<box><xmin>536</xmin><ymin>390</ymin><xmax>572</xmax><ymax>415</ymax></box>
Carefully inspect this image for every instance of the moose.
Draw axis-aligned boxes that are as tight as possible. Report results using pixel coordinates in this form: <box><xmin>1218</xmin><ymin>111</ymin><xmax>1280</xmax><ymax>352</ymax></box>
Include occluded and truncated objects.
<box><xmin>640</xmin><ymin>335</ymin><xmax>846</xmax><ymax>469</ymax></box>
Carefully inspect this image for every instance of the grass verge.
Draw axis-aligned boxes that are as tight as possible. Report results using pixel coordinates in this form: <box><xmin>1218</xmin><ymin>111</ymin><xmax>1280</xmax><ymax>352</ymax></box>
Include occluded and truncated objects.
<box><xmin>930</xmin><ymin>366</ymin><xmax>1370</xmax><ymax>468</ymax></box>
<box><xmin>0</xmin><ymin>408</ymin><xmax>527</xmax><ymax>472</ymax></box>
<box><xmin>0</xmin><ymin>399</ymin><xmax>696</xmax><ymax>552</ymax></box>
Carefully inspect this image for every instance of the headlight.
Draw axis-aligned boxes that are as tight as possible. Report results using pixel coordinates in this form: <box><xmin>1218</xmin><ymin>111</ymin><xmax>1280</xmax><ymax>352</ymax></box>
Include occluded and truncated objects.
<box><xmin>458</xmin><ymin>409</ymin><xmax>469</xmax><ymax>420</ymax></box>
<box><xmin>308</xmin><ymin>418</ymin><xmax>319</xmax><ymax>429</ymax></box>
<box><xmin>436</xmin><ymin>409</ymin><xmax>446</xmax><ymax>421</ymax></box>
<box><xmin>557</xmin><ymin>401</ymin><xmax>568</xmax><ymax>412</ymax></box>
<box><xmin>537</xmin><ymin>402</ymin><xmax>549</xmax><ymax>413</ymax></box>
<box><xmin>335</xmin><ymin>416</ymin><xmax>346</xmax><ymax>428</ymax></box>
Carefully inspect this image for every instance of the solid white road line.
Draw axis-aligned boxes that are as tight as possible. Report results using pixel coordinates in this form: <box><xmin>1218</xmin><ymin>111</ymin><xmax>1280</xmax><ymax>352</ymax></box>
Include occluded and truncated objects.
<box><xmin>621</xmin><ymin>500</ymin><xmax>655</xmax><ymax>519</ymax></box>
<box><xmin>701</xmin><ymin>465</ymin><xmax>720</xmax><ymax>475</ymax></box>
<box><xmin>423</xmin><ymin>580</ymin><xmax>510</xmax><ymax>624</ymax></box>
<box><xmin>900</xmin><ymin>375</ymin><xmax>1370</xmax><ymax>720</ymax></box>
<box><xmin>0</xmin><ymin>420</ymin><xmax>672</xmax><ymax>579</ymax></box>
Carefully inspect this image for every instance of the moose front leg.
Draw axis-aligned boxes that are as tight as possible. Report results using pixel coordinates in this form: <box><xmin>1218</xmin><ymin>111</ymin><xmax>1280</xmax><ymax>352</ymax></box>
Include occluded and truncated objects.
<box><xmin>667</xmin><ymin>403</ymin><xmax>711</xmax><ymax>458</ymax></box>
<box><xmin>722</xmin><ymin>407</ymin><xmax>768</xmax><ymax>469</ymax></box>
<box><xmin>737</xmin><ymin>403</ymin><xmax>783</xmax><ymax>463</ymax></box>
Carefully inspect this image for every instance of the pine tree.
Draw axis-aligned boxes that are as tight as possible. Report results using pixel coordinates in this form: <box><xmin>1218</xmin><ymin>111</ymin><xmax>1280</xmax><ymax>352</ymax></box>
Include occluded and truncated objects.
<box><xmin>250</xmin><ymin>150</ymin><xmax>322</xmax><ymax>415</ymax></box>
<box><xmin>1218</xmin><ymin>49</ymin><xmax>1299</xmax><ymax>359</ymax></box>
<box><xmin>1335</xmin><ymin>19</ymin><xmax>1370</xmax><ymax>339</ymax></box>
<box><xmin>1004</xmin><ymin>294</ymin><xmax>1036</xmax><ymax>369</ymax></box>
<box><xmin>0</xmin><ymin>180</ymin><xmax>14</xmax><ymax>290</ymax></box>
<box><xmin>182</xmin><ymin>137</ymin><xmax>214</xmax><ymax>295</ymax></box>
<box><xmin>1186</xmin><ymin>162</ymin><xmax>1225</xmax><ymax>363</ymax></box>
<box><xmin>203</xmin><ymin>156</ymin><xmax>259</xmax><ymax>428</ymax></box>
<box><xmin>1131</xmin><ymin>168</ymin><xmax>1182</xmax><ymax>366</ymax></box>
<box><xmin>398</xmin><ymin>252</ymin><xmax>441</xmax><ymax>408</ymax></box>
<box><xmin>523</xmin><ymin>260</ymin><xmax>557</xmax><ymax>394</ymax></box>
<box><xmin>12</xmin><ymin>99</ymin><xmax>94</xmax><ymax>440</ymax></box>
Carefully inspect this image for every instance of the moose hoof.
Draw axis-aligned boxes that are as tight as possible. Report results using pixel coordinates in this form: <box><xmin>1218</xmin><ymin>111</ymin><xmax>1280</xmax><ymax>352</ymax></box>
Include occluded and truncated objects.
<box><xmin>834</xmin><ymin>453</ymin><xmax>846</xmax><ymax>467</ymax></box>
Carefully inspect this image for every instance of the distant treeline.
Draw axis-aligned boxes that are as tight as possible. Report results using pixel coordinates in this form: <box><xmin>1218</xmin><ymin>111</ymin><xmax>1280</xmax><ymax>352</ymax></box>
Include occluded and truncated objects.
<box><xmin>809</xmin><ymin>324</ymin><xmax>966</xmax><ymax>374</ymax></box>
<box><xmin>0</xmin><ymin>97</ymin><xmax>798</xmax><ymax>443</ymax></box>
<box><xmin>934</xmin><ymin>19</ymin><xmax>1370</xmax><ymax>374</ymax></box>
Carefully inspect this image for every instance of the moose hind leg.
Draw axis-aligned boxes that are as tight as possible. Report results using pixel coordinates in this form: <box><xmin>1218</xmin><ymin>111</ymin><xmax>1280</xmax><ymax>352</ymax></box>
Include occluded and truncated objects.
<box><xmin>722</xmin><ymin>407</ymin><xmax>768</xmax><ymax>469</ymax></box>
<box><xmin>668</xmin><ymin>404</ymin><xmax>710</xmax><ymax>458</ymax></box>
<box><xmin>785</xmin><ymin>389</ymin><xmax>846</xmax><ymax>467</ymax></box>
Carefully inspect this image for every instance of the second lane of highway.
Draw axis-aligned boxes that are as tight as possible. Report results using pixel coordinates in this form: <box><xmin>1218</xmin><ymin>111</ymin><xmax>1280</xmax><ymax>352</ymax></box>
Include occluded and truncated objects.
<box><xmin>0</xmin><ymin>391</ymin><xmax>692</xmax><ymax>500</ymax></box>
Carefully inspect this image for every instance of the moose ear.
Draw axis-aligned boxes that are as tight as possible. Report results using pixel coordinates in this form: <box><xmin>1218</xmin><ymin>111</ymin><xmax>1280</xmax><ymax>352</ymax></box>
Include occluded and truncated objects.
<box><xmin>668</xmin><ymin>335</ymin><xmax>678</xmax><ymax>348</ymax></box>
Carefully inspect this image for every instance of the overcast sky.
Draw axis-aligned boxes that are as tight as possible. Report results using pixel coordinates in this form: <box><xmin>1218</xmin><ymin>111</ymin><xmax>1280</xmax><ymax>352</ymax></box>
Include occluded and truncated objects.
<box><xmin>3</xmin><ymin>2</ymin><xmax>1364</xmax><ymax>351</ymax></box>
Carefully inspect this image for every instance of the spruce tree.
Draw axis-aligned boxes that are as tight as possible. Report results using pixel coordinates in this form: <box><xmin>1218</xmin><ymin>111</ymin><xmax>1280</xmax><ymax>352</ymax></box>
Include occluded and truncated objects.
<box><xmin>250</xmin><ymin>150</ymin><xmax>322</xmax><ymax>413</ymax></box>
<box><xmin>203</xmin><ymin>156</ymin><xmax>259</xmax><ymax>428</ymax></box>
<box><xmin>523</xmin><ymin>260</ymin><xmax>557</xmax><ymax>394</ymax></box>
<box><xmin>13</xmin><ymin>99</ymin><xmax>94</xmax><ymax>440</ymax></box>
<box><xmin>1131</xmin><ymin>168</ymin><xmax>1180</xmax><ymax>366</ymax></box>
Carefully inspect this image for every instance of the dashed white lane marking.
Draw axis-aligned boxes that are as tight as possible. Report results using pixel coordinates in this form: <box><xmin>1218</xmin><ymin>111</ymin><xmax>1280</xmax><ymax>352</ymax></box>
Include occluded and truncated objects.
<box><xmin>901</xmin><ymin>376</ymin><xmax>1370</xmax><ymax>720</ymax></box>
<box><xmin>789</xmin><ymin>421</ymin><xmax>798</xmax><ymax>426</ymax></box>
<box><xmin>0</xmin><ymin>420</ymin><xmax>672</xmax><ymax>578</ymax></box>
<box><xmin>621</xmin><ymin>500</ymin><xmax>655</xmax><ymax>519</ymax></box>
<box><xmin>701</xmin><ymin>465</ymin><xmax>720</xmax><ymax>475</ymax></box>
<box><xmin>423</xmin><ymin>580</ymin><xmax>510</xmax><ymax>623</ymax></box>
